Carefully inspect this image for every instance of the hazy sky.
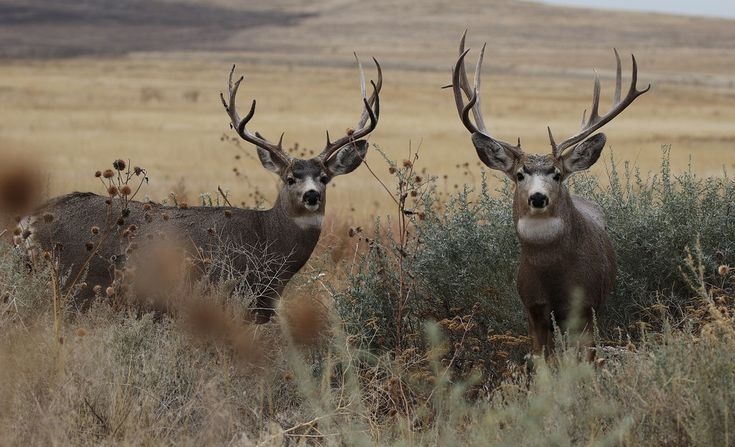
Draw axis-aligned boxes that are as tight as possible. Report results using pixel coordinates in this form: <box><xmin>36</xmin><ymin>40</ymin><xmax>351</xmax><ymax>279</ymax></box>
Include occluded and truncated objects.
<box><xmin>541</xmin><ymin>0</ymin><xmax>735</xmax><ymax>19</ymax></box>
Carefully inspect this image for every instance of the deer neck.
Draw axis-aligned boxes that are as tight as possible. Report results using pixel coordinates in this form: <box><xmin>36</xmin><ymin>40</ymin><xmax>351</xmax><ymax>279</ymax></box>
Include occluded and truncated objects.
<box><xmin>513</xmin><ymin>187</ymin><xmax>580</xmax><ymax>265</ymax></box>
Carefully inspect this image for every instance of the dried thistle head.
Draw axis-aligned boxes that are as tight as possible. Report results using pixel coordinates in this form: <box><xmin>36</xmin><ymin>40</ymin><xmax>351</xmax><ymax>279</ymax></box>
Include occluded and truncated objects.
<box><xmin>120</xmin><ymin>185</ymin><xmax>132</xmax><ymax>196</ymax></box>
<box><xmin>113</xmin><ymin>159</ymin><xmax>126</xmax><ymax>171</ymax></box>
<box><xmin>103</xmin><ymin>169</ymin><xmax>114</xmax><ymax>179</ymax></box>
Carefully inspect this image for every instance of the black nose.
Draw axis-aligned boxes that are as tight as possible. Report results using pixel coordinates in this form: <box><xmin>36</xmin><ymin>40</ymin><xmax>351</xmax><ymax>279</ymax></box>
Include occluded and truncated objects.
<box><xmin>303</xmin><ymin>190</ymin><xmax>321</xmax><ymax>206</ymax></box>
<box><xmin>529</xmin><ymin>192</ymin><xmax>549</xmax><ymax>209</ymax></box>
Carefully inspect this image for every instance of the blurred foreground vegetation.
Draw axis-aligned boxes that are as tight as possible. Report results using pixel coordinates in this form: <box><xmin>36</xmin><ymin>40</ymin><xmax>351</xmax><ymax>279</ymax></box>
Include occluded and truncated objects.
<box><xmin>0</xmin><ymin>147</ymin><xmax>734</xmax><ymax>445</ymax></box>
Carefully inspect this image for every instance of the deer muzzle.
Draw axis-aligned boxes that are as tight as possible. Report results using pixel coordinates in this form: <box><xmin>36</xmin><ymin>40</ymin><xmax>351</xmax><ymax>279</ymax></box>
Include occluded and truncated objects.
<box><xmin>528</xmin><ymin>192</ymin><xmax>549</xmax><ymax>209</ymax></box>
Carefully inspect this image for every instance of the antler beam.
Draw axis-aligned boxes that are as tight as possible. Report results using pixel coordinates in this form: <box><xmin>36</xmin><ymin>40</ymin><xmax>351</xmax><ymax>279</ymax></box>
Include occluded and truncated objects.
<box><xmin>318</xmin><ymin>55</ymin><xmax>383</xmax><ymax>164</ymax></box>
<box><xmin>451</xmin><ymin>31</ymin><xmax>521</xmax><ymax>156</ymax></box>
<box><xmin>549</xmin><ymin>50</ymin><xmax>651</xmax><ymax>157</ymax></box>
<box><xmin>220</xmin><ymin>66</ymin><xmax>292</xmax><ymax>167</ymax></box>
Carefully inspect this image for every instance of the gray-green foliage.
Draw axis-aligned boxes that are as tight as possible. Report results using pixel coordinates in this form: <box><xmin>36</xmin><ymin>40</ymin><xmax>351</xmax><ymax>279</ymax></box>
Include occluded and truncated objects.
<box><xmin>585</xmin><ymin>146</ymin><xmax>735</xmax><ymax>329</ymax></box>
<box><xmin>338</xmin><ymin>146</ymin><xmax>735</xmax><ymax>348</ymax></box>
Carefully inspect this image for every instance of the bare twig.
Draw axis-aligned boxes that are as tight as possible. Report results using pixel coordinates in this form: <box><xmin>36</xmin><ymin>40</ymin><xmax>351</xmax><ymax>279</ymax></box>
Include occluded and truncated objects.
<box><xmin>217</xmin><ymin>186</ymin><xmax>233</xmax><ymax>207</ymax></box>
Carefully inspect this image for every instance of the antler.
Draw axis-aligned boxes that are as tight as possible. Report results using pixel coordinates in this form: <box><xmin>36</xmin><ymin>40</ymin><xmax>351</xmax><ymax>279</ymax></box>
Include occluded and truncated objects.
<box><xmin>318</xmin><ymin>54</ymin><xmax>382</xmax><ymax>164</ymax></box>
<box><xmin>220</xmin><ymin>65</ymin><xmax>292</xmax><ymax>167</ymax></box>
<box><xmin>549</xmin><ymin>49</ymin><xmax>651</xmax><ymax>157</ymax></box>
<box><xmin>451</xmin><ymin>31</ymin><xmax>521</xmax><ymax>155</ymax></box>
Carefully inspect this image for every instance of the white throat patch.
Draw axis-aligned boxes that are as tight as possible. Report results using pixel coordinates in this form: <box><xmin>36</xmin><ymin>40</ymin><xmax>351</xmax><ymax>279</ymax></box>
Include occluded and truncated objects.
<box><xmin>517</xmin><ymin>216</ymin><xmax>564</xmax><ymax>244</ymax></box>
<box><xmin>292</xmin><ymin>213</ymin><xmax>324</xmax><ymax>230</ymax></box>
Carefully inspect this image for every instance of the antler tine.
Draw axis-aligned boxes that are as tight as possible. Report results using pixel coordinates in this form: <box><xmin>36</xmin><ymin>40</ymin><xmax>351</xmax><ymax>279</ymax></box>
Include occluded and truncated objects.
<box><xmin>356</xmin><ymin>56</ymin><xmax>383</xmax><ymax>130</ymax></box>
<box><xmin>548</xmin><ymin>126</ymin><xmax>559</xmax><ymax>156</ymax></box>
<box><xmin>319</xmin><ymin>58</ymin><xmax>381</xmax><ymax>163</ymax></box>
<box><xmin>220</xmin><ymin>65</ymin><xmax>291</xmax><ymax>165</ymax></box>
<box><xmin>457</xmin><ymin>30</ymin><xmax>472</xmax><ymax>99</ymax></box>
<box><xmin>455</xmin><ymin>30</ymin><xmax>487</xmax><ymax>132</ymax></box>
<box><xmin>472</xmin><ymin>43</ymin><xmax>488</xmax><ymax>132</ymax></box>
<box><xmin>589</xmin><ymin>70</ymin><xmax>601</xmax><ymax>125</ymax></box>
<box><xmin>552</xmin><ymin>51</ymin><xmax>651</xmax><ymax>155</ymax></box>
<box><xmin>452</xmin><ymin>35</ymin><xmax>520</xmax><ymax>156</ymax></box>
<box><xmin>452</xmin><ymin>49</ymin><xmax>480</xmax><ymax>134</ymax></box>
<box><xmin>613</xmin><ymin>48</ymin><xmax>622</xmax><ymax>104</ymax></box>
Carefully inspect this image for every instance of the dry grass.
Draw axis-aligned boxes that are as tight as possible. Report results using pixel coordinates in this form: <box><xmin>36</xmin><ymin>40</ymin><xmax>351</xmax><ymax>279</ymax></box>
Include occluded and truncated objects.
<box><xmin>0</xmin><ymin>56</ymin><xmax>733</xmax><ymax>224</ymax></box>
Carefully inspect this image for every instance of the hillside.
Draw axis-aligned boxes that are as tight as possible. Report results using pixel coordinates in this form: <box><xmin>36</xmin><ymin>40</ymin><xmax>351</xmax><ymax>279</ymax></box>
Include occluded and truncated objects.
<box><xmin>1</xmin><ymin>0</ymin><xmax>734</xmax><ymax>84</ymax></box>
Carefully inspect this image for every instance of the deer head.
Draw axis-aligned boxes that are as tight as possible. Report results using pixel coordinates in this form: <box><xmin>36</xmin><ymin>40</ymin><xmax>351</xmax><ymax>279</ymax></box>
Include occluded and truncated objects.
<box><xmin>220</xmin><ymin>55</ymin><xmax>381</xmax><ymax>216</ymax></box>
<box><xmin>451</xmin><ymin>32</ymin><xmax>649</xmax><ymax>217</ymax></box>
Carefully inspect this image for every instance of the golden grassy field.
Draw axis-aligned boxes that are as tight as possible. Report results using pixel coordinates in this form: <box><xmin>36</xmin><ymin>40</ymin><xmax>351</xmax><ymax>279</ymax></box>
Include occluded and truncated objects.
<box><xmin>0</xmin><ymin>0</ymin><xmax>733</xmax><ymax>224</ymax></box>
<box><xmin>1</xmin><ymin>55</ymin><xmax>733</xmax><ymax>224</ymax></box>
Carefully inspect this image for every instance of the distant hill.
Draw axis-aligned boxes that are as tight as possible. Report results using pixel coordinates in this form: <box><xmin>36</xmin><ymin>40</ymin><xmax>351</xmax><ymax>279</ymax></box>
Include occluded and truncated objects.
<box><xmin>0</xmin><ymin>0</ymin><xmax>312</xmax><ymax>58</ymax></box>
<box><xmin>1</xmin><ymin>0</ymin><xmax>733</xmax><ymax>83</ymax></box>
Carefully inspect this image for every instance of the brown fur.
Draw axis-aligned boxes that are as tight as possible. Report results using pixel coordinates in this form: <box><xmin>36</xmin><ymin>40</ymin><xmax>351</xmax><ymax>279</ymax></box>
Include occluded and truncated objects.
<box><xmin>471</xmin><ymin>133</ymin><xmax>615</xmax><ymax>358</ymax></box>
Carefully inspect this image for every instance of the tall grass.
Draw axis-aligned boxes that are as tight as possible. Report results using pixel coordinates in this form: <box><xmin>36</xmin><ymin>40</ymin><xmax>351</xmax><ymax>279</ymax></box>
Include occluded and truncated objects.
<box><xmin>0</xmin><ymin>146</ymin><xmax>733</xmax><ymax>445</ymax></box>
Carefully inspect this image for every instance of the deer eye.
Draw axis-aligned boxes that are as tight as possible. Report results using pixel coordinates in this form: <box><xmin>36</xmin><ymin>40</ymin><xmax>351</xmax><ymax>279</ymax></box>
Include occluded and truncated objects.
<box><xmin>516</xmin><ymin>172</ymin><xmax>525</xmax><ymax>181</ymax></box>
<box><xmin>287</xmin><ymin>177</ymin><xmax>296</xmax><ymax>185</ymax></box>
<box><xmin>320</xmin><ymin>175</ymin><xmax>329</xmax><ymax>184</ymax></box>
<box><xmin>553</xmin><ymin>173</ymin><xmax>561</xmax><ymax>181</ymax></box>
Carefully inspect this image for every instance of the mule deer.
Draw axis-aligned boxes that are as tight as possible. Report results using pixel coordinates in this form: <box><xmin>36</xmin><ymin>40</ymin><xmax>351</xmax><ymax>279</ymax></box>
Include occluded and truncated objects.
<box><xmin>450</xmin><ymin>33</ymin><xmax>649</xmax><ymax>357</ymax></box>
<box><xmin>20</xmin><ymin>56</ymin><xmax>382</xmax><ymax>323</ymax></box>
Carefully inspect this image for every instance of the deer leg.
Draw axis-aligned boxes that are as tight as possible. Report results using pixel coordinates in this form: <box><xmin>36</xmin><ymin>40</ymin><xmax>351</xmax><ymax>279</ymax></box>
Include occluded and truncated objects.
<box><xmin>527</xmin><ymin>304</ymin><xmax>552</xmax><ymax>357</ymax></box>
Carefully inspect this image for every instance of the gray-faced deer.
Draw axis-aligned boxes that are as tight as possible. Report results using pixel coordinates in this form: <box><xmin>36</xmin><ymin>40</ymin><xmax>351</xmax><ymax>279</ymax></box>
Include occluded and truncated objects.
<box><xmin>451</xmin><ymin>33</ymin><xmax>649</xmax><ymax>357</ymax></box>
<box><xmin>21</xmin><ymin>56</ymin><xmax>381</xmax><ymax>323</ymax></box>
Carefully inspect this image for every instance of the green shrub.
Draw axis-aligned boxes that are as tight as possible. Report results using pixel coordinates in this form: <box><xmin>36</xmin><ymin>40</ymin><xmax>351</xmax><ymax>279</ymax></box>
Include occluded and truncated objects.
<box><xmin>337</xmin><ymin>145</ymin><xmax>735</xmax><ymax>355</ymax></box>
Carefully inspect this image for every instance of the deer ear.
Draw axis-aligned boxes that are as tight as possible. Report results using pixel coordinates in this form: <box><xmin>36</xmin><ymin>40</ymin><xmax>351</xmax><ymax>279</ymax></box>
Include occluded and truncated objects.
<box><xmin>256</xmin><ymin>146</ymin><xmax>287</xmax><ymax>174</ymax></box>
<box><xmin>325</xmin><ymin>140</ymin><xmax>368</xmax><ymax>176</ymax></box>
<box><xmin>561</xmin><ymin>133</ymin><xmax>606</xmax><ymax>174</ymax></box>
<box><xmin>471</xmin><ymin>133</ymin><xmax>519</xmax><ymax>178</ymax></box>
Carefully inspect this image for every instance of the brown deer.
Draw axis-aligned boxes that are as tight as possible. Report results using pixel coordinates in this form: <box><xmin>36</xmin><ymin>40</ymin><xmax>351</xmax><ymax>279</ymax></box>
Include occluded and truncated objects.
<box><xmin>20</xmin><ymin>56</ymin><xmax>381</xmax><ymax>323</ymax></box>
<box><xmin>450</xmin><ymin>33</ymin><xmax>649</xmax><ymax>357</ymax></box>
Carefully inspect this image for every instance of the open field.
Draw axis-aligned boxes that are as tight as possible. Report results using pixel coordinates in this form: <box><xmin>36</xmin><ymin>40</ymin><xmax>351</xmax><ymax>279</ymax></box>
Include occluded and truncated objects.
<box><xmin>0</xmin><ymin>56</ymin><xmax>733</xmax><ymax>223</ymax></box>
<box><xmin>0</xmin><ymin>0</ymin><xmax>733</xmax><ymax>223</ymax></box>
